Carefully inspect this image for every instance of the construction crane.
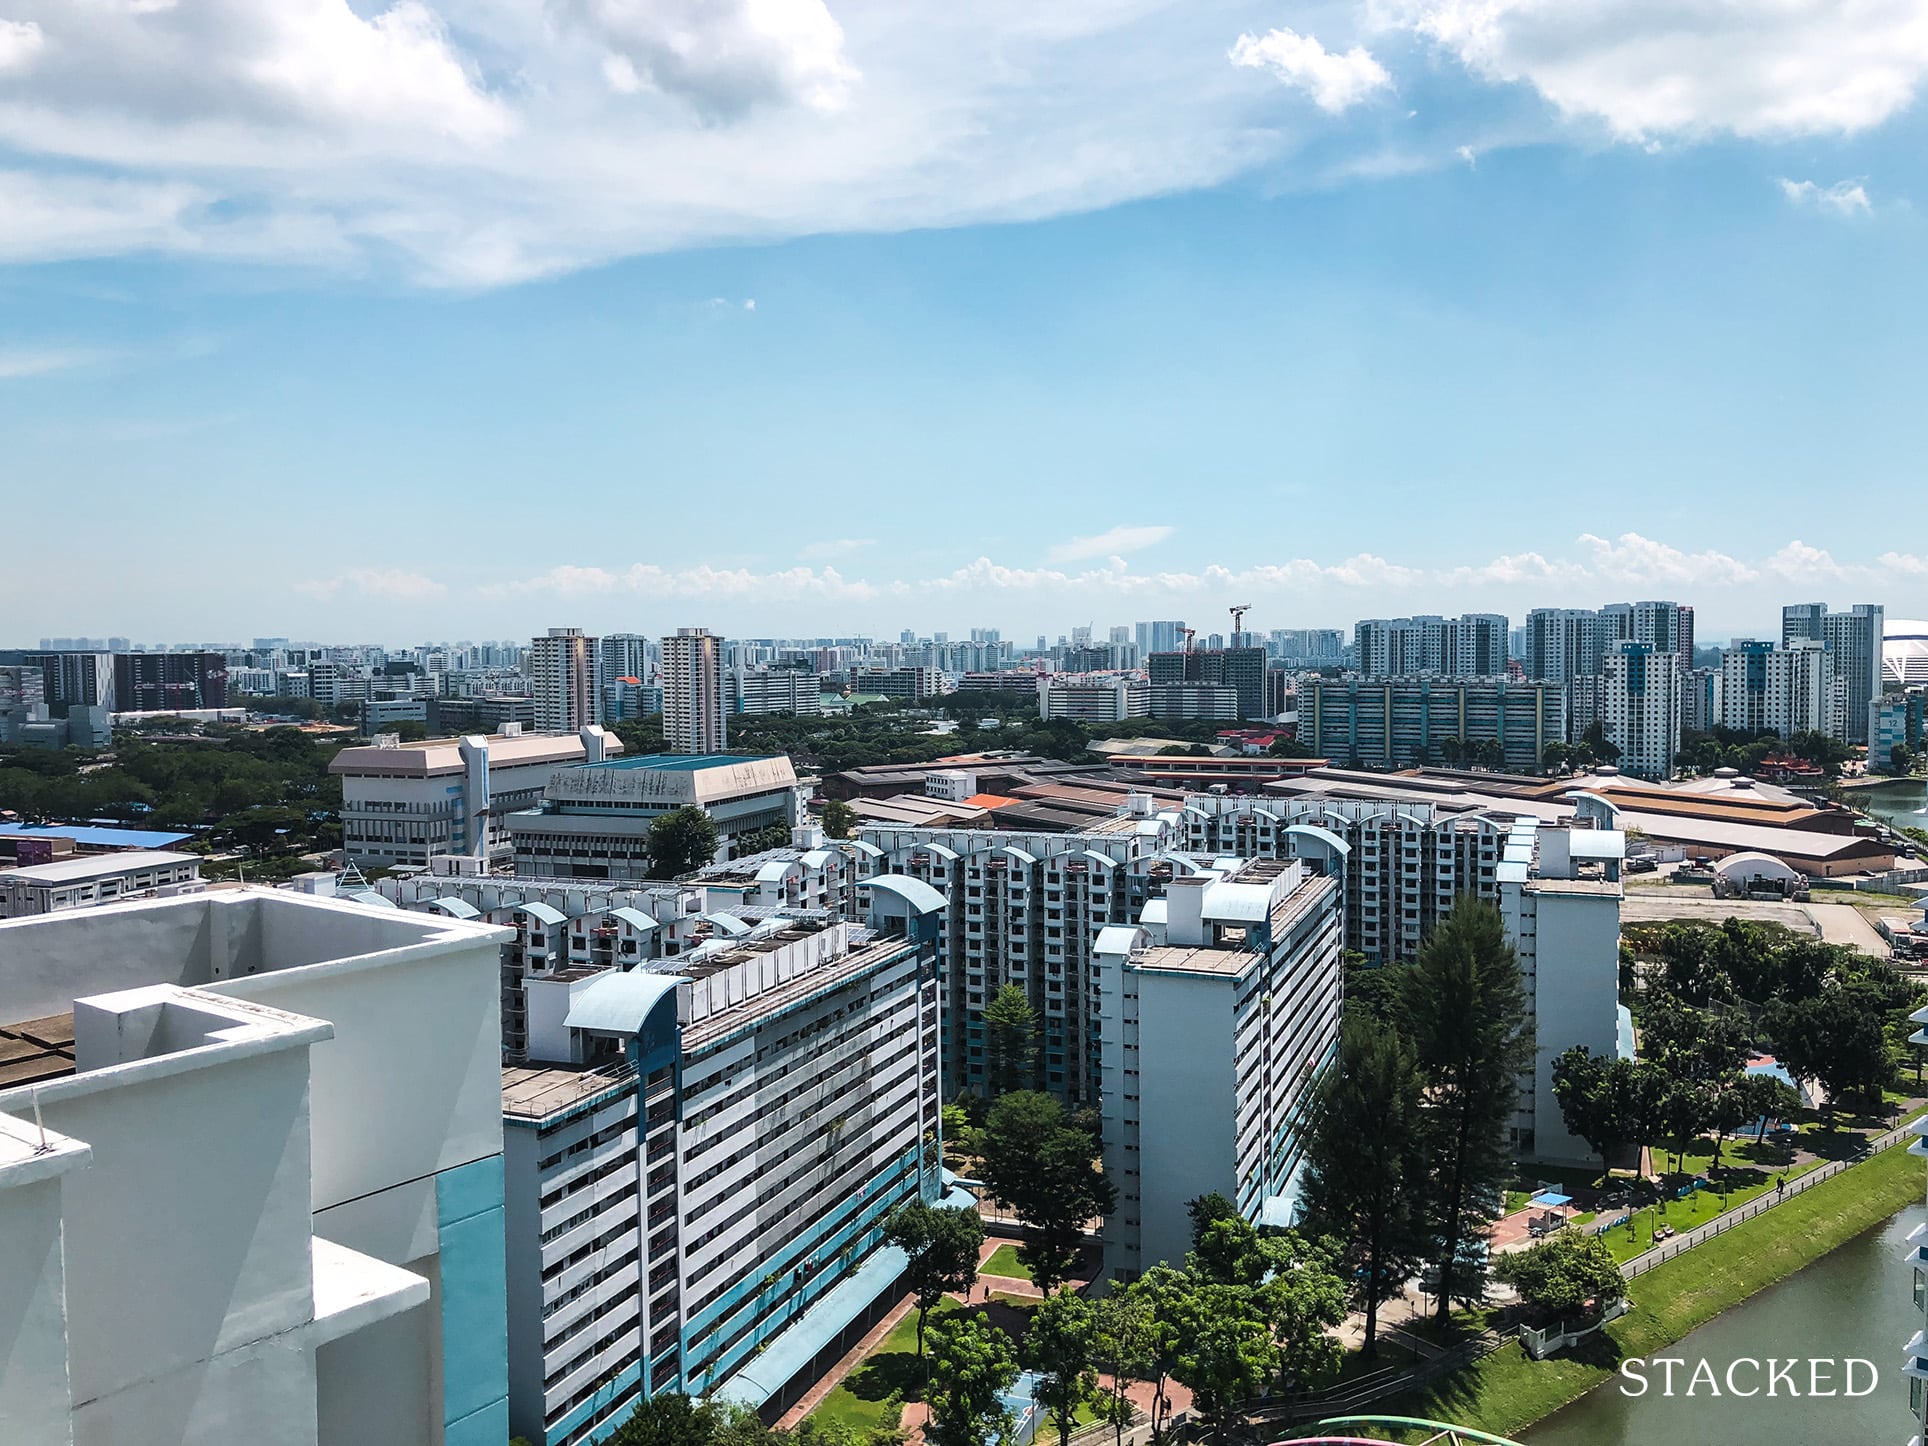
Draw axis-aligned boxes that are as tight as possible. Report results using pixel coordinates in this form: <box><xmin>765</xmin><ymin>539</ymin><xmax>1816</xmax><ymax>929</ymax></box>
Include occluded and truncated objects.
<box><xmin>1180</xmin><ymin>626</ymin><xmax>1197</xmax><ymax>653</ymax></box>
<box><xmin>1229</xmin><ymin>604</ymin><xmax>1252</xmax><ymax>649</ymax></box>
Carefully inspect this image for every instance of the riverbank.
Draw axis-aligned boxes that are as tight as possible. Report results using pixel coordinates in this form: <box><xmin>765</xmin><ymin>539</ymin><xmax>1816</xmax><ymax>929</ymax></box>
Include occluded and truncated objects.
<box><xmin>1394</xmin><ymin>1134</ymin><xmax>1925</xmax><ymax>1440</ymax></box>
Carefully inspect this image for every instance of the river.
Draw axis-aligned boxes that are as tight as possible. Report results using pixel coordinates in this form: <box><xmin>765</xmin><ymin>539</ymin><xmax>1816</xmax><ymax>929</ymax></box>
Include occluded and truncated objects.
<box><xmin>1857</xmin><ymin>778</ymin><xmax>1928</xmax><ymax>830</ymax></box>
<box><xmin>1523</xmin><ymin>1203</ymin><xmax>1925</xmax><ymax>1444</ymax></box>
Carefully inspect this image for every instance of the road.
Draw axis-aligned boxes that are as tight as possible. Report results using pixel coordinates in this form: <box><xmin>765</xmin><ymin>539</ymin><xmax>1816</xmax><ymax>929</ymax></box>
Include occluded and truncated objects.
<box><xmin>1805</xmin><ymin>901</ymin><xmax>1892</xmax><ymax>955</ymax></box>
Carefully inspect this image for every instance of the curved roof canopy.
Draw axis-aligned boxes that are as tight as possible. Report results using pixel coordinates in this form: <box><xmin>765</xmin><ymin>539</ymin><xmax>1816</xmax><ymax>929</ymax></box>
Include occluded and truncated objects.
<box><xmin>866</xmin><ymin>873</ymin><xmax>947</xmax><ymax>914</ymax></box>
<box><xmin>565</xmin><ymin>969</ymin><xmax>688</xmax><ymax>1036</ymax></box>
<box><xmin>608</xmin><ymin>906</ymin><xmax>657</xmax><ymax>933</ymax></box>
<box><xmin>516</xmin><ymin>901</ymin><xmax>568</xmax><ymax>927</ymax></box>
<box><xmin>424</xmin><ymin>896</ymin><xmax>481</xmax><ymax>920</ymax></box>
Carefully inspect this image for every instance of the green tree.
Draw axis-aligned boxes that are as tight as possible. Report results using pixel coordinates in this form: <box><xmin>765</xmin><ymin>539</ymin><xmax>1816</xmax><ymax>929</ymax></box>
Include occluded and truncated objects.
<box><xmin>885</xmin><ymin>1200</ymin><xmax>985</xmax><ymax>1357</ymax></box>
<box><xmin>1550</xmin><ymin>1047</ymin><xmax>1640</xmax><ymax>1183</ymax></box>
<box><xmin>1091</xmin><ymin>1287</ymin><xmax>1158</xmax><ymax>1446</ymax></box>
<box><xmin>1401</xmin><ymin>899</ymin><xmax>1533</xmax><ymax>1318</ymax></box>
<box><xmin>646</xmin><ymin>806</ymin><xmax>720</xmax><ymax>878</ymax></box>
<box><xmin>604</xmin><ymin>1392</ymin><xmax>716</xmax><ymax>1446</ymax></box>
<box><xmin>976</xmin><ymin>1091</ymin><xmax>1116</xmax><ymax>1294</ymax></box>
<box><xmin>1766</xmin><ymin>981</ymin><xmax>1897</xmax><ymax>1126</ymax></box>
<box><xmin>924</xmin><ymin>1313</ymin><xmax>1019</xmax><ymax>1446</ymax></box>
<box><xmin>1185</xmin><ymin>1192</ymin><xmax>1239</xmax><ymax>1253</ymax></box>
<box><xmin>983</xmin><ymin>984</ymin><xmax>1039</xmax><ymax>1097</ymax></box>
<box><xmin>821</xmin><ymin>798</ymin><xmax>858</xmax><ymax>838</ymax></box>
<box><xmin>1022</xmin><ymin>1291</ymin><xmax>1098</xmax><ymax>1446</ymax></box>
<box><xmin>1494</xmin><ymin>1232</ymin><xmax>1623</xmax><ymax>1319</ymax></box>
<box><xmin>1301</xmin><ymin>1014</ymin><xmax>1428</xmax><ymax>1358</ymax></box>
<box><xmin>1739</xmin><ymin>1072</ymin><xmax>1804</xmax><ymax>1143</ymax></box>
<box><xmin>1162</xmin><ymin>1278</ymin><xmax>1274</xmax><ymax>1432</ymax></box>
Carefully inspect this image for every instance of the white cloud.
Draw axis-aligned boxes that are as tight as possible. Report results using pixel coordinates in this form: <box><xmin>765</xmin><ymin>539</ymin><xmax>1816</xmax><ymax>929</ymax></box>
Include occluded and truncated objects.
<box><xmin>0</xmin><ymin>1</ymin><xmax>1302</xmax><ymax>285</ymax></box>
<box><xmin>296</xmin><ymin>568</ymin><xmax>447</xmax><ymax>601</ymax></box>
<box><xmin>553</xmin><ymin>0</ymin><xmax>856</xmax><ymax>121</ymax></box>
<box><xmin>1229</xmin><ymin>27</ymin><xmax>1391</xmax><ymax>114</ymax></box>
<box><xmin>0</xmin><ymin>18</ymin><xmax>43</xmax><ymax>72</ymax></box>
<box><xmin>1381</xmin><ymin>0</ymin><xmax>1928</xmax><ymax>140</ymax></box>
<box><xmin>480</xmin><ymin>561</ymin><xmax>891</xmax><ymax>601</ymax></box>
<box><xmin>1046</xmin><ymin>524</ymin><xmax>1174</xmax><ymax>564</ymax></box>
<box><xmin>1778</xmin><ymin>177</ymin><xmax>1871</xmax><ymax>216</ymax></box>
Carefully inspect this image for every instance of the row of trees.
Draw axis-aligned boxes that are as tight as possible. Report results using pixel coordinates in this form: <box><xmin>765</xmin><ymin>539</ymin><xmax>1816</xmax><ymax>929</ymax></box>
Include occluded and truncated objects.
<box><xmin>907</xmin><ymin>1211</ymin><xmax>1348</xmax><ymax>1446</ymax></box>
<box><xmin>1297</xmin><ymin>901</ymin><xmax>1533</xmax><ymax>1356</ymax></box>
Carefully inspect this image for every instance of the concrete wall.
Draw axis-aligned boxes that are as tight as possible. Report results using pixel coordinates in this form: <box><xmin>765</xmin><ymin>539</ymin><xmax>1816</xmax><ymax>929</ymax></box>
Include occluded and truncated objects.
<box><xmin>1134</xmin><ymin>970</ymin><xmax>1236</xmax><ymax>1271</ymax></box>
<box><xmin>1526</xmin><ymin>888</ymin><xmax>1622</xmax><ymax>1164</ymax></box>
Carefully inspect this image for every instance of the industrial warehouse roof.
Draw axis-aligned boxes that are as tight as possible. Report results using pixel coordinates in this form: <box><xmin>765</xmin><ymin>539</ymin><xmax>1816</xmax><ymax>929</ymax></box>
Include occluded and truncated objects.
<box><xmin>548</xmin><ymin>752</ymin><xmax>798</xmax><ymax>806</ymax></box>
<box><xmin>591</xmin><ymin>753</ymin><xmax>774</xmax><ymax>771</ymax></box>
<box><xmin>0</xmin><ymin>822</ymin><xmax>193</xmax><ymax>851</ymax></box>
<box><xmin>328</xmin><ymin>730</ymin><xmax>620</xmax><ymax>777</ymax></box>
<box><xmin>0</xmin><ymin>850</ymin><xmax>199</xmax><ymax>884</ymax></box>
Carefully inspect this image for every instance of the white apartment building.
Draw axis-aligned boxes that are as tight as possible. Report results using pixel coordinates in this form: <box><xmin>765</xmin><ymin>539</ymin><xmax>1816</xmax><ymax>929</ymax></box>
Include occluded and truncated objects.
<box><xmin>1180</xmin><ymin>791</ymin><xmax>1504</xmax><ymax>963</ymax></box>
<box><xmin>1037</xmin><ymin>674</ymin><xmax>1149</xmax><ymax>722</ymax></box>
<box><xmin>1720</xmin><ymin>639</ymin><xmax>1846</xmax><ymax>741</ymax></box>
<box><xmin>532</xmin><ymin>630</ymin><xmax>603</xmax><ymax>735</ymax></box>
<box><xmin>729</xmin><ymin>668</ymin><xmax>823</xmax><ymax>717</ymax></box>
<box><xmin>0</xmin><ymin>850</ymin><xmax>204</xmax><ymax>918</ymax></box>
<box><xmin>1496</xmin><ymin>815</ymin><xmax>1625</xmax><ymax>1162</ymax></box>
<box><xmin>1785</xmin><ymin>603</ymin><xmax>1884</xmax><ymax>744</ymax></box>
<box><xmin>1600</xmin><ymin>641</ymin><xmax>1681</xmax><ymax>780</ymax></box>
<box><xmin>508</xmin><ymin>754</ymin><xmax>803</xmax><ymax>880</ymax></box>
<box><xmin>1144</xmin><ymin>683</ymin><xmax>1241</xmax><ymax>720</ymax></box>
<box><xmin>1354</xmin><ymin>614</ymin><xmax>1509</xmax><ymax>677</ymax></box>
<box><xmin>859</xmin><ymin>807</ymin><xmax>1180</xmax><ymax>1104</ymax></box>
<box><xmin>663</xmin><ymin>629</ymin><xmax>727</xmax><ymax>755</ymax></box>
<box><xmin>332</xmin><ymin>725</ymin><xmax>620</xmax><ymax>869</ymax></box>
<box><xmin>498</xmin><ymin>881</ymin><xmax>947</xmax><ymax>1445</ymax></box>
<box><xmin>0</xmin><ymin>890</ymin><xmax>513</xmax><ymax>1446</ymax></box>
<box><xmin>1094</xmin><ymin>856</ymin><xmax>1344</xmax><ymax>1277</ymax></box>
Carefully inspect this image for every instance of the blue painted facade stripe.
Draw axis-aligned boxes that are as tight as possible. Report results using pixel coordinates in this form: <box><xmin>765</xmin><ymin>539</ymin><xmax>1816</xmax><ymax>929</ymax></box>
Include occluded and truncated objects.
<box><xmin>546</xmin><ymin>1361</ymin><xmax>644</xmax><ymax>1446</ymax></box>
<box><xmin>437</xmin><ymin>1155</ymin><xmax>511</xmax><ymax>1445</ymax></box>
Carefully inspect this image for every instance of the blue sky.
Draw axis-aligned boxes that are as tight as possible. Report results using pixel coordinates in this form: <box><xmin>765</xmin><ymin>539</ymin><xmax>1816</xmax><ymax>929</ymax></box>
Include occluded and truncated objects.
<box><xmin>3</xmin><ymin>1</ymin><xmax>1927</xmax><ymax>645</ymax></box>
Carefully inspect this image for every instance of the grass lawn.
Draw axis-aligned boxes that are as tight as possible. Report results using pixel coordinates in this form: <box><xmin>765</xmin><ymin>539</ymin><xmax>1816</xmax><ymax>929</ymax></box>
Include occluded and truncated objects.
<box><xmin>809</xmin><ymin>1300</ymin><xmax>961</xmax><ymax>1432</ymax></box>
<box><xmin>1398</xmin><ymin>1137</ymin><xmax>1925</xmax><ymax>1440</ymax></box>
<box><xmin>982</xmin><ymin>1244</ymin><xmax>1032</xmax><ymax>1280</ymax></box>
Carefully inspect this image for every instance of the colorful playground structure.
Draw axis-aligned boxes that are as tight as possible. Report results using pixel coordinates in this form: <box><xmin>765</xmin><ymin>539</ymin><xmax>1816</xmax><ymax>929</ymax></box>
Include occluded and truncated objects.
<box><xmin>1271</xmin><ymin>1416</ymin><xmax>1526</xmax><ymax>1446</ymax></box>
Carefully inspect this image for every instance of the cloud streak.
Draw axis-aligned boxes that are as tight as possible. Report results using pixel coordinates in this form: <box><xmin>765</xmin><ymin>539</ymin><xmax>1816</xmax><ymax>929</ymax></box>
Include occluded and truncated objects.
<box><xmin>1778</xmin><ymin>177</ymin><xmax>1872</xmax><ymax>215</ymax></box>
<box><xmin>1046</xmin><ymin>524</ymin><xmax>1175</xmax><ymax>563</ymax></box>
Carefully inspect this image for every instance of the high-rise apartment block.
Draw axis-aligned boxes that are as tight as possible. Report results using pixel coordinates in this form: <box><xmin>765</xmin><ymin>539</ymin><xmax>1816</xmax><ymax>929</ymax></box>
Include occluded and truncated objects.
<box><xmin>662</xmin><ymin>629</ymin><xmax>727</xmax><ymax>754</ymax></box>
<box><xmin>1094</xmin><ymin>857</ymin><xmax>1343</xmax><ymax>1279</ymax></box>
<box><xmin>1038</xmin><ymin>675</ymin><xmax>1149</xmax><ymax>722</ymax></box>
<box><xmin>111</xmin><ymin>651</ymin><xmax>229</xmax><ymax>712</ymax></box>
<box><xmin>531</xmin><ymin>628</ymin><xmax>602</xmax><ymax>734</ymax></box>
<box><xmin>1135</xmin><ymin>621</ymin><xmax>1186</xmax><ymax>656</ymax></box>
<box><xmin>497</xmin><ymin>882</ymin><xmax>947</xmax><ymax>1441</ymax></box>
<box><xmin>1719</xmin><ymin>638</ymin><xmax>1845</xmax><ymax>741</ymax></box>
<box><xmin>12</xmin><ymin>650</ymin><xmax>114</xmax><ymax>714</ymax></box>
<box><xmin>1298</xmin><ymin>676</ymin><xmax>1564</xmax><ymax>773</ymax></box>
<box><xmin>729</xmin><ymin>668</ymin><xmax>823</xmax><ymax>716</ymax></box>
<box><xmin>1783</xmin><ymin>602</ymin><xmax>1884</xmax><ymax>744</ymax></box>
<box><xmin>1600</xmin><ymin>641</ymin><xmax>1681</xmax><ymax>780</ymax></box>
<box><xmin>1148</xmin><ymin>646</ymin><xmax>1267</xmax><ymax>719</ymax></box>
<box><xmin>1353</xmin><ymin>614</ymin><xmax>1508</xmax><ymax>677</ymax></box>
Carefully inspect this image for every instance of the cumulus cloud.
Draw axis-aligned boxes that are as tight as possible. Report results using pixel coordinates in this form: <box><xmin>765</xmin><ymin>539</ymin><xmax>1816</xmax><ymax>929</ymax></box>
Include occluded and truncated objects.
<box><xmin>1381</xmin><ymin>0</ymin><xmax>1928</xmax><ymax>140</ymax></box>
<box><xmin>1047</xmin><ymin>524</ymin><xmax>1175</xmax><ymax>564</ymax></box>
<box><xmin>1778</xmin><ymin>177</ymin><xmax>1872</xmax><ymax>215</ymax></box>
<box><xmin>1228</xmin><ymin>26</ymin><xmax>1391</xmax><ymax>113</ymax></box>
<box><xmin>295</xmin><ymin>568</ymin><xmax>447</xmax><ymax>601</ymax></box>
<box><xmin>0</xmin><ymin>1</ymin><xmax>1300</xmax><ymax>285</ymax></box>
<box><xmin>554</xmin><ymin>0</ymin><xmax>856</xmax><ymax>121</ymax></box>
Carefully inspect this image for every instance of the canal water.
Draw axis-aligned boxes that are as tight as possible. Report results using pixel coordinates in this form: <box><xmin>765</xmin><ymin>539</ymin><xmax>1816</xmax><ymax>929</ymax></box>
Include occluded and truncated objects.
<box><xmin>1524</xmin><ymin>1203</ymin><xmax>1924</xmax><ymax>1444</ymax></box>
<box><xmin>1859</xmin><ymin>779</ymin><xmax>1928</xmax><ymax>830</ymax></box>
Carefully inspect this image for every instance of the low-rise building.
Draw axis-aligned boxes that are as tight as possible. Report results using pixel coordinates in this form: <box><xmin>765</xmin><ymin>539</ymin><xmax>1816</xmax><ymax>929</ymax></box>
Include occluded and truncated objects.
<box><xmin>332</xmin><ymin>725</ymin><xmax>620</xmax><ymax>869</ymax></box>
<box><xmin>1094</xmin><ymin>857</ymin><xmax>1344</xmax><ymax>1277</ymax></box>
<box><xmin>0</xmin><ymin>849</ymin><xmax>203</xmax><ymax>918</ymax></box>
<box><xmin>498</xmin><ymin>881</ymin><xmax>947</xmax><ymax>1444</ymax></box>
<box><xmin>0</xmin><ymin>890</ymin><xmax>512</xmax><ymax>1446</ymax></box>
<box><xmin>508</xmin><ymin>754</ymin><xmax>803</xmax><ymax>879</ymax></box>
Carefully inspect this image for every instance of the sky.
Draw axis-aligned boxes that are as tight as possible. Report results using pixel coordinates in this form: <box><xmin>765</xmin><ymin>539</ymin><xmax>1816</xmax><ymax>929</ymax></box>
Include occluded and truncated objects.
<box><xmin>3</xmin><ymin>0</ymin><xmax>1928</xmax><ymax>647</ymax></box>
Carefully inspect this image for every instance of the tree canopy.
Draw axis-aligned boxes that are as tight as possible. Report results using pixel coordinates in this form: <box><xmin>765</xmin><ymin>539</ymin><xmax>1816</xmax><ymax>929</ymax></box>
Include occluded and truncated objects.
<box><xmin>975</xmin><ymin>1091</ymin><xmax>1115</xmax><ymax>1294</ymax></box>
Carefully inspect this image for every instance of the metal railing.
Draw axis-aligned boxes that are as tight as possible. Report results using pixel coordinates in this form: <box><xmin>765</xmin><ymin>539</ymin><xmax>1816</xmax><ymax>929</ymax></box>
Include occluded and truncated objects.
<box><xmin>1621</xmin><ymin>1123</ymin><xmax>1910</xmax><ymax>1280</ymax></box>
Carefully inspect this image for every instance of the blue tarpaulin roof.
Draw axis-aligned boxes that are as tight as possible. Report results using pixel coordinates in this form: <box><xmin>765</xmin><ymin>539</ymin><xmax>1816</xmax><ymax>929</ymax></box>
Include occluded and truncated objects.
<box><xmin>1530</xmin><ymin>1191</ymin><xmax>1573</xmax><ymax>1207</ymax></box>
<box><xmin>0</xmin><ymin>822</ymin><xmax>193</xmax><ymax>850</ymax></box>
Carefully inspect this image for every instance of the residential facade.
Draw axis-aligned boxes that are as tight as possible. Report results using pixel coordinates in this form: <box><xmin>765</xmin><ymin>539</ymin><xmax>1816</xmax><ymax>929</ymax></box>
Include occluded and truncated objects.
<box><xmin>663</xmin><ymin>629</ymin><xmax>728</xmax><ymax>754</ymax></box>
<box><xmin>1298</xmin><ymin>676</ymin><xmax>1565</xmax><ymax>773</ymax></box>
<box><xmin>1784</xmin><ymin>603</ymin><xmax>1885</xmax><ymax>744</ymax></box>
<box><xmin>1719</xmin><ymin>638</ymin><xmax>1846</xmax><ymax>741</ymax></box>
<box><xmin>532</xmin><ymin>629</ymin><xmax>602</xmax><ymax>735</ymax></box>
<box><xmin>1600</xmin><ymin>641</ymin><xmax>1681</xmax><ymax>780</ymax></box>
<box><xmin>497</xmin><ymin>882</ymin><xmax>947</xmax><ymax>1444</ymax></box>
<box><xmin>1094</xmin><ymin>856</ymin><xmax>1344</xmax><ymax>1277</ymax></box>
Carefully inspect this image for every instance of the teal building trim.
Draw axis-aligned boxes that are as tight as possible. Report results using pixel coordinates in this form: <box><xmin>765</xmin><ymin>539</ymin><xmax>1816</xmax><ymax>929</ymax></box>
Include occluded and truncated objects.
<box><xmin>438</xmin><ymin>1154</ymin><xmax>511</xmax><ymax>1446</ymax></box>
